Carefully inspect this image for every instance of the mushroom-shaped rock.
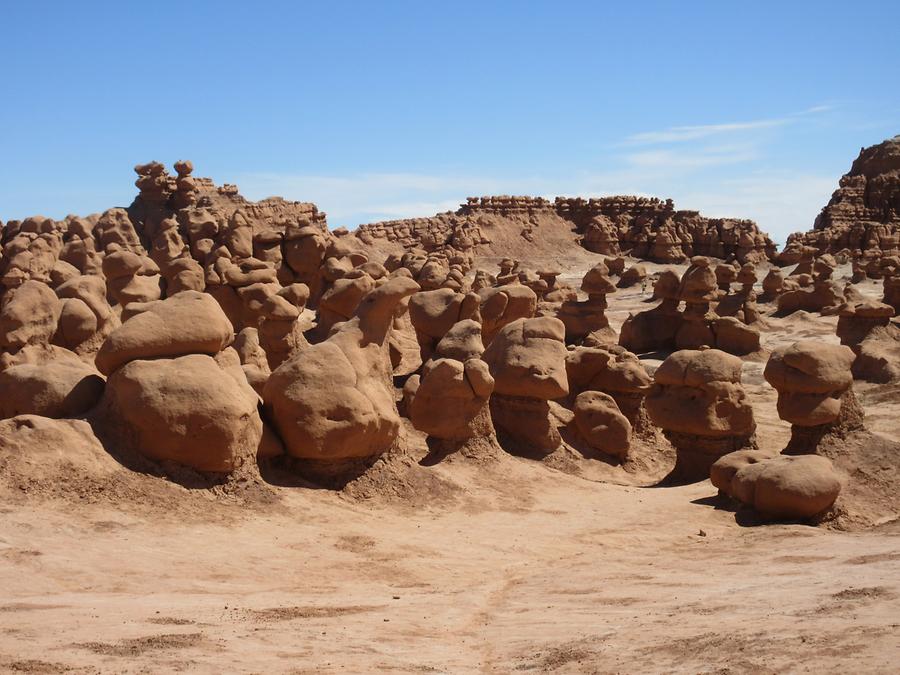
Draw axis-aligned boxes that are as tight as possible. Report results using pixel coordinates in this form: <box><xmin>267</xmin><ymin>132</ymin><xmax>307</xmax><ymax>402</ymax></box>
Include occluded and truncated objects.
<box><xmin>95</xmin><ymin>291</ymin><xmax>234</xmax><ymax>375</ymax></box>
<box><xmin>763</xmin><ymin>341</ymin><xmax>863</xmax><ymax>453</ymax></box>
<box><xmin>646</xmin><ymin>348</ymin><xmax>756</xmax><ymax>481</ymax></box>
<box><xmin>763</xmin><ymin>342</ymin><xmax>855</xmax><ymax>427</ymax></box>
<box><xmin>620</xmin><ymin>269</ymin><xmax>684</xmax><ymax>353</ymax></box>
<box><xmin>100</xmin><ymin>354</ymin><xmax>262</xmax><ymax>473</ymax></box>
<box><xmin>482</xmin><ymin>317</ymin><xmax>569</xmax><ymax>454</ymax></box>
<box><xmin>557</xmin><ymin>262</ymin><xmax>617</xmax><ymax>344</ymax></box>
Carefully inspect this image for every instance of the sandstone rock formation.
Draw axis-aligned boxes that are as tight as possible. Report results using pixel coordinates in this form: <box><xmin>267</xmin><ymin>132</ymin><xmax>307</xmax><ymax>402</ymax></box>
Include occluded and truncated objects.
<box><xmin>408</xmin><ymin>288</ymin><xmax>481</xmax><ymax>362</ymax></box>
<box><xmin>482</xmin><ymin>317</ymin><xmax>569</xmax><ymax>455</ymax></box>
<box><xmin>763</xmin><ymin>341</ymin><xmax>863</xmax><ymax>454</ymax></box>
<box><xmin>264</xmin><ymin>276</ymin><xmax>420</xmax><ymax>481</ymax></box>
<box><xmin>0</xmin><ymin>360</ymin><xmax>104</xmax><ymax>420</ymax></box>
<box><xmin>94</xmin><ymin>290</ymin><xmax>262</xmax><ymax>474</ymax></box>
<box><xmin>565</xmin><ymin>344</ymin><xmax>654</xmax><ymax>445</ymax></box>
<box><xmin>571</xmin><ymin>391</ymin><xmax>632</xmax><ymax>459</ymax></box>
<box><xmin>101</xmin><ymin>353</ymin><xmax>262</xmax><ymax>473</ymax></box>
<box><xmin>404</xmin><ymin>319</ymin><xmax>496</xmax><ymax>450</ymax></box>
<box><xmin>478</xmin><ymin>284</ymin><xmax>537</xmax><ymax>345</ymax></box>
<box><xmin>777</xmin><ymin>255</ymin><xmax>844</xmax><ymax>315</ymax></box>
<box><xmin>557</xmin><ymin>262</ymin><xmax>617</xmax><ymax>344</ymax></box>
<box><xmin>646</xmin><ymin>348</ymin><xmax>756</xmax><ymax>481</ymax></box>
<box><xmin>354</xmin><ymin>195</ymin><xmax>775</xmax><ymax>266</ymax></box>
<box><xmin>711</xmin><ymin>450</ymin><xmax>842</xmax><ymax>521</ymax></box>
<box><xmin>619</xmin><ymin>269</ymin><xmax>683</xmax><ymax>354</ymax></box>
<box><xmin>836</xmin><ymin>300</ymin><xmax>900</xmax><ymax>383</ymax></box>
<box><xmin>779</xmin><ymin>136</ymin><xmax>900</xmax><ymax>264</ymax></box>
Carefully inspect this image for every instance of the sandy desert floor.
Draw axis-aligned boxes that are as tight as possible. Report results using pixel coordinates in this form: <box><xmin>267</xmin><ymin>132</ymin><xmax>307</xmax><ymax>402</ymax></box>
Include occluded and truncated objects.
<box><xmin>1</xmin><ymin>259</ymin><xmax>899</xmax><ymax>674</ymax></box>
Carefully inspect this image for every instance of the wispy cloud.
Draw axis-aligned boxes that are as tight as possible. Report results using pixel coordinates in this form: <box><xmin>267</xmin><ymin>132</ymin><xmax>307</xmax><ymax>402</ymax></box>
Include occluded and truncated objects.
<box><xmin>624</xmin><ymin>119</ymin><xmax>787</xmax><ymax>145</ymax></box>
<box><xmin>623</xmin><ymin>104</ymin><xmax>834</xmax><ymax>145</ymax></box>
<box><xmin>624</xmin><ymin>143</ymin><xmax>760</xmax><ymax>169</ymax></box>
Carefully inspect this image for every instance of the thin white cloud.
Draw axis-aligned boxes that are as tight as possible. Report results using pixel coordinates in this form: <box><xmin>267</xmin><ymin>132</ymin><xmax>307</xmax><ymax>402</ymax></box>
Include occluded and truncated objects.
<box><xmin>624</xmin><ymin>119</ymin><xmax>788</xmax><ymax>145</ymax></box>
<box><xmin>624</xmin><ymin>144</ymin><xmax>759</xmax><ymax>169</ymax></box>
<box><xmin>623</xmin><ymin>104</ymin><xmax>834</xmax><ymax>146</ymax></box>
<box><xmin>796</xmin><ymin>104</ymin><xmax>834</xmax><ymax>115</ymax></box>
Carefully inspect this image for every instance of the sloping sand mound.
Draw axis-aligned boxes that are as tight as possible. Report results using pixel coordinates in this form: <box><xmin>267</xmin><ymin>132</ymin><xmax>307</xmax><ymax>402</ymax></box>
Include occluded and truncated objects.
<box><xmin>818</xmin><ymin>430</ymin><xmax>900</xmax><ymax>530</ymax></box>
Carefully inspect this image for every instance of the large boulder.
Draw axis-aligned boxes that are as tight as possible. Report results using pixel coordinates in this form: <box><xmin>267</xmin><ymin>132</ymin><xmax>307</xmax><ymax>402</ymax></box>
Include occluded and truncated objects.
<box><xmin>572</xmin><ymin>391</ymin><xmax>632</xmax><ymax>459</ymax></box>
<box><xmin>101</xmin><ymin>354</ymin><xmax>261</xmax><ymax>473</ymax></box>
<box><xmin>0</xmin><ymin>280</ymin><xmax>61</xmax><ymax>351</ymax></box>
<box><xmin>95</xmin><ymin>291</ymin><xmax>234</xmax><ymax>375</ymax></box>
<box><xmin>714</xmin><ymin>452</ymin><xmax>842</xmax><ymax>521</ymax></box>
<box><xmin>0</xmin><ymin>360</ymin><xmax>104</xmax><ymax>419</ymax></box>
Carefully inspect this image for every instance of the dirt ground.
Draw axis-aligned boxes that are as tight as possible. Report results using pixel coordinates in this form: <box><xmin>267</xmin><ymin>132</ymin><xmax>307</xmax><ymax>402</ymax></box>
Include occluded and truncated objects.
<box><xmin>1</xmin><ymin>257</ymin><xmax>898</xmax><ymax>674</ymax></box>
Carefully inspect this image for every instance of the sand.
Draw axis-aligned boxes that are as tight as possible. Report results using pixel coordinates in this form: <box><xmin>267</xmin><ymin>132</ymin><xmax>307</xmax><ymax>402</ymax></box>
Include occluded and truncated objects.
<box><xmin>1</xmin><ymin>258</ymin><xmax>899</xmax><ymax>673</ymax></box>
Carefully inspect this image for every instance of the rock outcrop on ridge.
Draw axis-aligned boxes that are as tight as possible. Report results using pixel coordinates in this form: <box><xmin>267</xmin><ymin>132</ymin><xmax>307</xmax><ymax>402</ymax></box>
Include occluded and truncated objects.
<box><xmin>778</xmin><ymin>135</ymin><xmax>900</xmax><ymax>266</ymax></box>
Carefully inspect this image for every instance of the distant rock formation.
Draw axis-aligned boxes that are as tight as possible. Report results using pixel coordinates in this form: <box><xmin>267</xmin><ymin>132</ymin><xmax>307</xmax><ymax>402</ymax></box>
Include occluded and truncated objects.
<box><xmin>354</xmin><ymin>195</ymin><xmax>776</xmax><ymax>268</ymax></box>
<box><xmin>778</xmin><ymin>135</ymin><xmax>900</xmax><ymax>265</ymax></box>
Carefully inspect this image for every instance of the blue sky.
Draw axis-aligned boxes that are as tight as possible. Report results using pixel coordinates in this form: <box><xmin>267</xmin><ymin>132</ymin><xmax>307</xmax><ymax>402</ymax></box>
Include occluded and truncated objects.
<box><xmin>2</xmin><ymin>1</ymin><xmax>899</xmax><ymax>244</ymax></box>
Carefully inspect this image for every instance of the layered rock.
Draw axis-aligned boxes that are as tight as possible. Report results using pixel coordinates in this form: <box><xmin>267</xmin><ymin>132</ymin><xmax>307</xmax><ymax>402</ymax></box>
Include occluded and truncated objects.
<box><xmin>763</xmin><ymin>341</ymin><xmax>863</xmax><ymax>454</ymax></box>
<box><xmin>836</xmin><ymin>300</ymin><xmax>900</xmax><ymax>383</ymax></box>
<box><xmin>353</xmin><ymin>195</ymin><xmax>775</xmax><ymax>265</ymax></box>
<box><xmin>482</xmin><ymin>317</ymin><xmax>569</xmax><ymax>455</ymax></box>
<box><xmin>779</xmin><ymin>136</ymin><xmax>900</xmax><ymax>263</ymax></box>
<box><xmin>646</xmin><ymin>348</ymin><xmax>756</xmax><ymax>481</ymax></box>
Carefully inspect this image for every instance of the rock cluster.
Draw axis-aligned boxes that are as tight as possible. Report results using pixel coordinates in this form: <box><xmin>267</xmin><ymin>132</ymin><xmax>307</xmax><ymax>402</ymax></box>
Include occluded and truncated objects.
<box><xmin>778</xmin><ymin>136</ymin><xmax>900</xmax><ymax>264</ymax></box>
<box><xmin>619</xmin><ymin>257</ymin><xmax>760</xmax><ymax>356</ymax></box>
<box><xmin>0</xmin><ymin>160</ymin><xmax>893</xmax><ymax>532</ymax></box>
<box><xmin>482</xmin><ymin>317</ymin><xmax>569</xmax><ymax>455</ymax></box>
